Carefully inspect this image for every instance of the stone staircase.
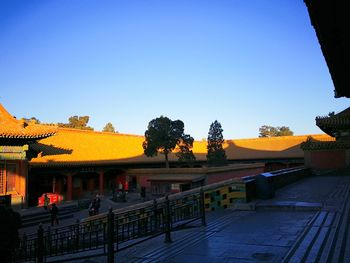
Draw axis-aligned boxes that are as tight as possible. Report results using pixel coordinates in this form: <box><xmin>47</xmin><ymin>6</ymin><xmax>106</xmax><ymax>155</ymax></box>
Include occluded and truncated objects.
<box><xmin>282</xmin><ymin>183</ymin><xmax>350</xmax><ymax>263</ymax></box>
<box><xmin>20</xmin><ymin>204</ymin><xmax>79</xmax><ymax>228</ymax></box>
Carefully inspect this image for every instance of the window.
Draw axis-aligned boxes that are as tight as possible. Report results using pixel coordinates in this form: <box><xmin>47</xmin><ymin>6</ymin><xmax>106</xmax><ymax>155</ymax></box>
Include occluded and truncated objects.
<box><xmin>6</xmin><ymin>164</ymin><xmax>17</xmax><ymax>192</ymax></box>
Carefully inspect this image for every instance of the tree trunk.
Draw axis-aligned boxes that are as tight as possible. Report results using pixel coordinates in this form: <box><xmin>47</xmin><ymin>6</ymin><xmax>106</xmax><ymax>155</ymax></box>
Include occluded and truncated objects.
<box><xmin>164</xmin><ymin>151</ymin><xmax>169</xmax><ymax>168</ymax></box>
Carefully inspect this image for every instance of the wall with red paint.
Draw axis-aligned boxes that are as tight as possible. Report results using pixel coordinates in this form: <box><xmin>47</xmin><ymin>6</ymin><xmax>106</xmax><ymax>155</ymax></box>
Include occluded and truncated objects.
<box><xmin>307</xmin><ymin>150</ymin><xmax>346</xmax><ymax>169</ymax></box>
<box><xmin>206</xmin><ymin>167</ymin><xmax>263</xmax><ymax>185</ymax></box>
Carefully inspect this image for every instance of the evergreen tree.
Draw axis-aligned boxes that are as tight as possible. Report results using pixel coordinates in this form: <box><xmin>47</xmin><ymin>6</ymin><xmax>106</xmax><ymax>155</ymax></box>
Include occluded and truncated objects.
<box><xmin>207</xmin><ymin>120</ymin><xmax>227</xmax><ymax>166</ymax></box>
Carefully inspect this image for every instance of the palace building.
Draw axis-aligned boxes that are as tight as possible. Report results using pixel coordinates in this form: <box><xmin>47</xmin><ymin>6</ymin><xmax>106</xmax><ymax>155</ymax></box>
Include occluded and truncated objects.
<box><xmin>302</xmin><ymin>108</ymin><xmax>350</xmax><ymax>169</ymax></box>
<box><xmin>0</xmin><ymin>104</ymin><xmax>57</xmax><ymax>207</ymax></box>
<box><xmin>0</xmin><ymin>103</ymin><xmax>332</xmax><ymax>208</ymax></box>
<box><xmin>302</xmin><ymin>0</ymin><xmax>350</xmax><ymax>170</ymax></box>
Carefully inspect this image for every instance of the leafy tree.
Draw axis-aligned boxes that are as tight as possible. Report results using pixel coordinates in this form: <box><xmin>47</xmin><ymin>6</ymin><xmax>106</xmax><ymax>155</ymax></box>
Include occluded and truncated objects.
<box><xmin>207</xmin><ymin>120</ymin><xmax>227</xmax><ymax>167</ymax></box>
<box><xmin>143</xmin><ymin>116</ymin><xmax>185</xmax><ymax>168</ymax></box>
<box><xmin>102</xmin><ymin>122</ymin><xmax>116</xmax><ymax>133</ymax></box>
<box><xmin>259</xmin><ymin>125</ymin><xmax>293</xmax><ymax>137</ymax></box>
<box><xmin>58</xmin><ymin>115</ymin><xmax>94</xmax><ymax>130</ymax></box>
<box><xmin>21</xmin><ymin>117</ymin><xmax>40</xmax><ymax>124</ymax></box>
<box><xmin>277</xmin><ymin>126</ymin><xmax>294</xmax><ymax>136</ymax></box>
<box><xmin>176</xmin><ymin>134</ymin><xmax>196</xmax><ymax>166</ymax></box>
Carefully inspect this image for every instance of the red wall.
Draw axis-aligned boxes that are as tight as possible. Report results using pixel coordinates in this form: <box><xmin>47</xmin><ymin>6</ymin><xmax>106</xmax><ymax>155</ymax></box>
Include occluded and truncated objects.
<box><xmin>206</xmin><ymin>167</ymin><xmax>263</xmax><ymax>184</ymax></box>
<box><xmin>310</xmin><ymin>150</ymin><xmax>346</xmax><ymax>169</ymax></box>
<box><xmin>138</xmin><ymin>175</ymin><xmax>151</xmax><ymax>188</ymax></box>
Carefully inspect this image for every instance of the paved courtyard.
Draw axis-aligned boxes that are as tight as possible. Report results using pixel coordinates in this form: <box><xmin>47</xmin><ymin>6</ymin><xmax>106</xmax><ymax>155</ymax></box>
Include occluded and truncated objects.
<box><xmin>18</xmin><ymin>174</ymin><xmax>350</xmax><ymax>262</ymax></box>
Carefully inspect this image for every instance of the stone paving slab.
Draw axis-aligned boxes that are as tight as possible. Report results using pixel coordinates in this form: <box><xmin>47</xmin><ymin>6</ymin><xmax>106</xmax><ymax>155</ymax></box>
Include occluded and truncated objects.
<box><xmin>28</xmin><ymin>175</ymin><xmax>350</xmax><ymax>262</ymax></box>
<box><xmin>66</xmin><ymin>210</ymin><xmax>314</xmax><ymax>263</ymax></box>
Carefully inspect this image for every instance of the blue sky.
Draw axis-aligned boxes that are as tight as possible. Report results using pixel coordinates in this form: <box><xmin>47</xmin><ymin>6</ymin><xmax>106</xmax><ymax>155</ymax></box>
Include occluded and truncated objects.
<box><xmin>0</xmin><ymin>0</ymin><xmax>348</xmax><ymax>140</ymax></box>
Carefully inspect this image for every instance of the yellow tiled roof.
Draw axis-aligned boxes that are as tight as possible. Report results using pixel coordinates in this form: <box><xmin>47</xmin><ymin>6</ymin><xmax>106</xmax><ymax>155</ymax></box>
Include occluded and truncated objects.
<box><xmin>0</xmin><ymin>104</ymin><xmax>57</xmax><ymax>139</ymax></box>
<box><xmin>29</xmin><ymin>128</ymin><xmax>332</xmax><ymax>167</ymax></box>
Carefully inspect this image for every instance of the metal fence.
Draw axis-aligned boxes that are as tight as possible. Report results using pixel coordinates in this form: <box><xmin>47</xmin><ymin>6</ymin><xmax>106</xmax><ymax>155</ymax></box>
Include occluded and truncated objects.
<box><xmin>15</xmin><ymin>189</ymin><xmax>206</xmax><ymax>263</ymax></box>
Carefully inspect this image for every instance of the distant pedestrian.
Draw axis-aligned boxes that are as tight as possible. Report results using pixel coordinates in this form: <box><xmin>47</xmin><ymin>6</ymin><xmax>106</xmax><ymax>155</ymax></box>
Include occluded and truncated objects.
<box><xmin>140</xmin><ymin>187</ymin><xmax>146</xmax><ymax>201</ymax></box>
<box><xmin>88</xmin><ymin>198</ymin><xmax>96</xmax><ymax>216</ymax></box>
<box><xmin>118</xmin><ymin>182</ymin><xmax>123</xmax><ymax>192</ymax></box>
<box><xmin>43</xmin><ymin>194</ymin><xmax>50</xmax><ymax>210</ymax></box>
<box><xmin>50</xmin><ymin>203</ymin><xmax>59</xmax><ymax>226</ymax></box>
<box><xmin>124</xmin><ymin>181</ymin><xmax>129</xmax><ymax>194</ymax></box>
<box><xmin>95</xmin><ymin>194</ymin><xmax>101</xmax><ymax>214</ymax></box>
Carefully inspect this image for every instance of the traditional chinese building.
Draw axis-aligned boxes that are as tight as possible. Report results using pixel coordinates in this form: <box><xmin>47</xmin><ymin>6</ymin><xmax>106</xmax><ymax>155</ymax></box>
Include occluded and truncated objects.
<box><xmin>302</xmin><ymin>1</ymin><xmax>350</xmax><ymax>170</ymax></box>
<box><xmin>29</xmin><ymin>126</ymin><xmax>328</xmax><ymax>206</ymax></box>
<box><xmin>0</xmin><ymin>103</ymin><xmax>333</xmax><ymax>207</ymax></box>
<box><xmin>0</xmin><ymin>104</ymin><xmax>56</xmax><ymax>207</ymax></box>
<box><xmin>302</xmin><ymin>108</ymin><xmax>350</xmax><ymax>169</ymax></box>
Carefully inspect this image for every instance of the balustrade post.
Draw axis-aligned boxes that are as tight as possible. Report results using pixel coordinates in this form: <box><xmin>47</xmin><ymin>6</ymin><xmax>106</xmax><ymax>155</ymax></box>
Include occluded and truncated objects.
<box><xmin>115</xmin><ymin>215</ymin><xmax>119</xmax><ymax>251</ymax></box>
<box><xmin>200</xmin><ymin>188</ymin><xmax>207</xmax><ymax>227</ymax></box>
<box><xmin>153</xmin><ymin>199</ymin><xmax>158</xmax><ymax>231</ymax></box>
<box><xmin>107</xmin><ymin>208</ymin><xmax>115</xmax><ymax>263</ymax></box>
<box><xmin>46</xmin><ymin>226</ymin><xmax>52</xmax><ymax>256</ymax></box>
<box><xmin>75</xmin><ymin>219</ymin><xmax>80</xmax><ymax>251</ymax></box>
<box><xmin>22</xmin><ymin>232</ymin><xmax>27</xmax><ymax>259</ymax></box>
<box><xmin>37</xmin><ymin>224</ymin><xmax>44</xmax><ymax>263</ymax></box>
<box><xmin>164</xmin><ymin>196</ymin><xmax>172</xmax><ymax>243</ymax></box>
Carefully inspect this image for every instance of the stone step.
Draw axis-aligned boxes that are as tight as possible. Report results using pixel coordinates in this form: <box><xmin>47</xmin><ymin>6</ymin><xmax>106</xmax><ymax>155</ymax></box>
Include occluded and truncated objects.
<box><xmin>282</xmin><ymin>211</ymin><xmax>330</xmax><ymax>263</ymax></box>
<box><xmin>256</xmin><ymin>201</ymin><xmax>322</xmax><ymax>212</ymax></box>
<box><xmin>326</xmin><ymin>188</ymin><xmax>350</xmax><ymax>263</ymax></box>
<box><xmin>20</xmin><ymin>205</ymin><xmax>79</xmax><ymax>228</ymax></box>
<box><xmin>283</xmin><ymin>181</ymin><xmax>350</xmax><ymax>263</ymax></box>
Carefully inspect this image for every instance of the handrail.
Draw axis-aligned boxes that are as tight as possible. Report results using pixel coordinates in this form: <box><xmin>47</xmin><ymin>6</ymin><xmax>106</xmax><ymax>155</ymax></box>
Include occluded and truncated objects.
<box><xmin>15</xmin><ymin>189</ymin><xmax>206</xmax><ymax>262</ymax></box>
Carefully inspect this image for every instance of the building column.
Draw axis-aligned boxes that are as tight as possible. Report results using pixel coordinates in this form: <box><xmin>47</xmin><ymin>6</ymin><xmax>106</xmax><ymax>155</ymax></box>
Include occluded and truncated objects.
<box><xmin>99</xmin><ymin>170</ymin><xmax>104</xmax><ymax>195</ymax></box>
<box><xmin>67</xmin><ymin>174</ymin><xmax>73</xmax><ymax>201</ymax></box>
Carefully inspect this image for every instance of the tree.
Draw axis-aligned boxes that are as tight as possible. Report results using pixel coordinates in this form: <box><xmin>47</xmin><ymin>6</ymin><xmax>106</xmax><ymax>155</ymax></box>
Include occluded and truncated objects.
<box><xmin>176</xmin><ymin>134</ymin><xmax>196</xmax><ymax>166</ymax></box>
<box><xmin>207</xmin><ymin>120</ymin><xmax>227</xmax><ymax>167</ymax></box>
<box><xmin>277</xmin><ymin>126</ymin><xmax>294</xmax><ymax>136</ymax></box>
<box><xmin>21</xmin><ymin>117</ymin><xmax>40</xmax><ymax>124</ymax></box>
<box><xmin>259</xmin><ymin>125</ymin><xmax>294</xmax><ymax>137</ymax></box>
<box><xmin>58</xmin><ymin>115</ymin><xmax>94</xmax><ymax>130</ymax></box>
<box><xmin>102</xmin><ymin>122</ymin><xmax>116</xmax><ymax>133</ymax></box>
<box><xmin>143</xmin><ymin>116</ymin><xmax>185</xmax><ymax>168</ymax></box>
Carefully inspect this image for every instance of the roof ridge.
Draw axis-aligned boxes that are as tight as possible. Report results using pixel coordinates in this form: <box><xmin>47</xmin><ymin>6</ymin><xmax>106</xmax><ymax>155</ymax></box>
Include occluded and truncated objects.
<box><xmin>0</xmin><ymin>103</ymin><xmax>19</xmax><ymax>124</ymax></box>
<box><xmin>225</xmin><ymin>134</ymin><xmax>329</xmax><ymax>142</ymax></box>
<box><xmin>57</xmin><ymin>127</ymin><xmax>144</xmax><ymax>137</ymax></box>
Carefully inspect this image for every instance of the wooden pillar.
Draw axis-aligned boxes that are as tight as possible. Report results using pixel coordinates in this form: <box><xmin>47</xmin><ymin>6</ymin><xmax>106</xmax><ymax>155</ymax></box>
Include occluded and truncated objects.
<box><xmin>22</xmin><ymin>160</ymin><xmax>28</xmax><ymax>208</ymax></box>
<box><xmin>56</xmin><ymin>176</ymin><xmax>63</xmax><ymax>194</ymax></box>
<box><xmin>67</xmin><ymin>174</ymin><xmax>73</xmax><ymax>201</ymax></box>
<box><xmin>99</xmin><ymin>170</ymin><xmax>104</xmax><ymax>195</ymax></box>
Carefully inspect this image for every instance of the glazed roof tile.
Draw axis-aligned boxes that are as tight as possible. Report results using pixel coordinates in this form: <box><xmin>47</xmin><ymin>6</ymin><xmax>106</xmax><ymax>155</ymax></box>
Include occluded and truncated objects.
<box><xmin>0</xmin><ymin>104</ymin><xmax>57</xmax><ymax>139</ymax></box>
<box><xmin>29</xmin><ymin>127</ymin><xmax>332</xmax><ymax>167</ymax></box>
<box><xmin>316</xmin><ymin>107</ymin><xmax>350</xmax><ymax>136</ymax></box>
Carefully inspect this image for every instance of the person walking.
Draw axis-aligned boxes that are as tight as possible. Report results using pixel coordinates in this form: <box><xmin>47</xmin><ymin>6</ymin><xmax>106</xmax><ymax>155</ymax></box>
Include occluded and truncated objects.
<box><xmin>50</xmin><ymin>203</ymin><xmax>59</xmax><ymax>226</ymax></box>
<box><xmin>95</xmin><ymin>194</ymin><xmax>101</xmax><ymax>215</ymax></box>
<box><xmin>88</xmin><ymin>198</ymin><xmax>96</xmax><ymax>216</ymax></box>
<box><xmin>43</xmin><ymin>194</ymin><xmax>50</xmax><ymax>210</ymax></box>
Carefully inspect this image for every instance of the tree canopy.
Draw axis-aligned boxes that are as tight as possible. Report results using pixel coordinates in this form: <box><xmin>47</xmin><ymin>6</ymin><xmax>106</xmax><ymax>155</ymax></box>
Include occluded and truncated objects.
<box><xmin>176</xmin><ymin>134</ymin><xmax>196</xmax><ymax>166</ymax></box>
<box><xmin>58</xmin><ymin>116</ymin><xmax>94</xmax><ymax>130</ymax></box>
<box><xmin>21</xmin><ymin>117</ymin><xmax>40</xmax><ymax>124</ymax></box>
<box><xmin>143</xmin><ymin>116</ymin><xmax>194</xmax><ymax>168</ymax></box>
<box><xmin>207</xmin><ymin>120</ymin><xmax>227</xmax><ymax>167</ymax></box>
<box><xmin>102</xmin><ymin>122</ymin><xmax>116</xmax><ymax>133</ymax></box>
<box><xmin>259</xmin><ymin>125</ymin><xmax>294</xmax><ymax>137</ymax></box>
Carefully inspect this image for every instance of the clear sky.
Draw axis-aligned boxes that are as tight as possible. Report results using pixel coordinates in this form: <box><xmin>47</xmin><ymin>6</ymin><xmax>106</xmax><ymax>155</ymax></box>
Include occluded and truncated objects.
<box><xmin>0</xmin><ymin>0</ymin><xmax>348</xmax><ymax>140</ymax></box>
